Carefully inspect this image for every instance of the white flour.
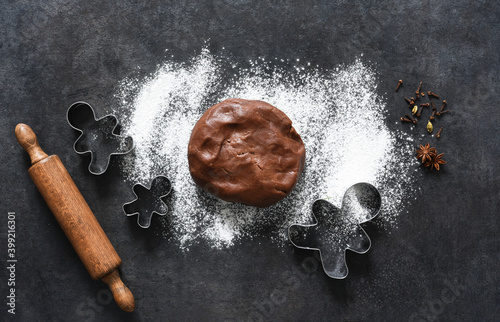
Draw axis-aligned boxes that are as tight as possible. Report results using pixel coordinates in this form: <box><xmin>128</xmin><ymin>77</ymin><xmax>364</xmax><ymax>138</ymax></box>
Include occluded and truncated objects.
<box><xmin>114</xmin><ymin>48</ymin><xmax>417</xmax><ymax>250</ymax></box>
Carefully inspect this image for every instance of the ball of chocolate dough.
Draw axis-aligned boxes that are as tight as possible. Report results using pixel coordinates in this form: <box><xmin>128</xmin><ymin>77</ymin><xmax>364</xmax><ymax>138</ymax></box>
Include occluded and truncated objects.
<box><xmin>188</xmin><ymin>98</ymin><xmax>306</xmax><ymax>208</ymax></box>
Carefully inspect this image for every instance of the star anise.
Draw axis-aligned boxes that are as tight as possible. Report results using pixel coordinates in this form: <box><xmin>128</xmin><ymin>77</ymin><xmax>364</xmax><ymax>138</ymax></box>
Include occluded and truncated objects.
<box><xmin>424</xmin><ymin>153</ymin><xmax>446</xmax><ymax>170</ymax></box>
<box><xmin>416</xmin><ymin>143</ymin><xmax>437</xmax><ymax>163</ymax></box>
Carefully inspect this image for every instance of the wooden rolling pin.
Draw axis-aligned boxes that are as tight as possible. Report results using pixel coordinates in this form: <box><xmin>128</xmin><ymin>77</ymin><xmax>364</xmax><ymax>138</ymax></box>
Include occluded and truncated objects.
<box><xmin>15</xmin><ymin>123</ymin><xmax>135</xmax><ymax>312</ymax></box>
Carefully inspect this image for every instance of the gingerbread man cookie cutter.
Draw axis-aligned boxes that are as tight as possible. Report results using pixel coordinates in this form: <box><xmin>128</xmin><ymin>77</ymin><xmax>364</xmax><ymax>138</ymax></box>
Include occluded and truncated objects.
<box><xmin>288</xmin><ymin>183</ymin><xmax>382</xmax><ymax>279</ymax></box>
<box><xmin>123</xmin><ymin>176</ymin><xmax>172</xmax><ymax>228</ymax></box>
<box><xmin>67</xmin><ymin>102</ymin><xmax>133</xmax><ymax>175</ymax></box>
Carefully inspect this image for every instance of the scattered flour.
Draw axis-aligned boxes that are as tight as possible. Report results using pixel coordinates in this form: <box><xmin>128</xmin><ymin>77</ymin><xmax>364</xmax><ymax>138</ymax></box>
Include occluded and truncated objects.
<box><xmin>114</xmin><ymin>48</ymin><xmax>417</xmax><ymax>250</ymax></box>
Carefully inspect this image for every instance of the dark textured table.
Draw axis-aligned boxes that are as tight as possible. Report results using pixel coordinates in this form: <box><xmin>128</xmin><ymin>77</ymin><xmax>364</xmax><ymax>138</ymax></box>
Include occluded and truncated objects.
<box><xmin>1</xmin><ymin>1</ymin><xmax>499</xmax><ymax>321</ymax></box>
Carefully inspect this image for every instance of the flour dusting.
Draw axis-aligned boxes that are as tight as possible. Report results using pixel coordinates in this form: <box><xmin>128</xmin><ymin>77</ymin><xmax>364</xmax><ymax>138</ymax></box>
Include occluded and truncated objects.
<box><xmin>114</xmin><ymin>48</ymin><xmax>417</xmax><ymax>250</ymax></box>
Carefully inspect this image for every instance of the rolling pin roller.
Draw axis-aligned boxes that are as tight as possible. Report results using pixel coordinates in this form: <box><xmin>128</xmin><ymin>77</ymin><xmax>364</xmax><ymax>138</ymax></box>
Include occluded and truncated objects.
<box><xmin>15</xmin><ymin>123</ymin><xmax>135</xmax><ymax>312</ymax></box>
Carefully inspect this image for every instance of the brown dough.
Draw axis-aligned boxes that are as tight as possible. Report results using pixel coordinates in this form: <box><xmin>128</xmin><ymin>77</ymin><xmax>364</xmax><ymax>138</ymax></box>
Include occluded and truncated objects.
<box><xmin>188</xmin><ymin>98</ymin><xmax>306</xmax><ymax>208</ymax></box>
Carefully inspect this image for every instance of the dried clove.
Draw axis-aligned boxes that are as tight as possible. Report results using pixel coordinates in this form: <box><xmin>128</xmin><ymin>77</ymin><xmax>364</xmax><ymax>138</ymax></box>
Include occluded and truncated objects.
<box><xmin>395</xmin><ymin>79</ymin><xmax>403</xmax><ymax>92</ymax></box>
<box><xmin>404</xmin><ymin>97</ymin><xmax>412</xmax><ymax>104</ymax></box>
<box><xmin>417</xmin><ymin>105</ymin><xmax>424</xmax><ymax>117</ymax></box>
<box><xmin>400</xmin><ymin>117</ymin><xmax>413</xmax><ymax>123</ymax></box>
<box><xmin>420</xmin><ymin>103</ymin><xmax>430</xmax><ymax>107</ymax></box>
<box><xmin>415</xmin><ymin>81</ymin><xmax>422</xmax><ymax>98</ymax></box>
<box><xmin>440</xmin><ymin>100</ymin><xmax>447</xmax><ymax>112</ymax></box>
<box><xmin>436</xmin><ymin>127</ymin><xmax>443</xmax><ymax>138</ymax></box>
<box><xmin>431</xmin><ymin>100</ymin><xmax>437</xmax><ymax>111</ymax></box>
<box><xmin>430</xmin><ymin>110</ymin><xmax>436</xmax><ymax>120</ymax></box>
<box><xmin>436</xmin><ymin>110</ymin><xmax>450</xmax><ymax>116</ymax></box>
<box><xmin>428</xmin><ymin>91</ymin><xmax>440</xmax><ymax>98</ymax></box>
<box><xmin>405</xmin><ymin>114</ymin><xmax>417</xmax><ymax>124</ymax></box>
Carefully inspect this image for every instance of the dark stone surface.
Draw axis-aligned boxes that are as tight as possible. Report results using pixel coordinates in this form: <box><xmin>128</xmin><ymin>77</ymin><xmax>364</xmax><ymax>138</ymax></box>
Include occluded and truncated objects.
<box><xmin>1</xmin><ymin>1</ymin><xmax>499</xmax><ymax>321</ymax></box>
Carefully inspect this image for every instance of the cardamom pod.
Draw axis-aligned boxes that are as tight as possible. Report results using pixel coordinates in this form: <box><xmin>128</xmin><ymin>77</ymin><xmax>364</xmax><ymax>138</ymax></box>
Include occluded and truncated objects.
<box><xmin>427</xmin><ymin>120</ymin><xmax>433</xmax><ymax>133</ymax></box>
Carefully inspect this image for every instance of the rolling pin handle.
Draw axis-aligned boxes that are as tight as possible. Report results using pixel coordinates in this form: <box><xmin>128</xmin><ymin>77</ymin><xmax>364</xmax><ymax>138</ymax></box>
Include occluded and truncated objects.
<box><xmin>15</xmin><ymin>123</ymin><xmax>49</xmax><ymax>165</ymax></box>
<box><xmin>102</xmin><ymin>269</ymin><xmax>135</xmax><ymax>312</ymax></box>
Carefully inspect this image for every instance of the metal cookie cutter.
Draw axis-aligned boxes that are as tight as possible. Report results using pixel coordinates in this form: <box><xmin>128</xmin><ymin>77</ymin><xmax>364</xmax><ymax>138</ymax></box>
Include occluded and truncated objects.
<box><xmin>123</xmin><ymin>176</ymin><xmax>172</xmax><ymax>228</ymax></box>
<box><xmin>67</xmin><ymin>102</ymin><xmax>133</xmax><ymax>175</ymax></box>
<box><xmin>288</xmin><ymin>183</ymin><xmax>382</xmax><ymax>279</ymax></box>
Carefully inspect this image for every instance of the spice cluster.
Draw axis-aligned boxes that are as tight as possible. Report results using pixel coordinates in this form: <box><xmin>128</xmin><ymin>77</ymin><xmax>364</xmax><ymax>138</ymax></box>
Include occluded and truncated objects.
<box><xmin>396</xmin><ymin>80</ymin><xmax>449</xmax><ymax>170</ymax></box>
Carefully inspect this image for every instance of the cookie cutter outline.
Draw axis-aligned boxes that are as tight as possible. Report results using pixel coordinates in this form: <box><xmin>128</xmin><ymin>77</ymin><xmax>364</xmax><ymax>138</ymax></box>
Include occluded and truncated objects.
<box><xmin>123</xmin><ymin>175</ymin><xmax>172</xmax><ymax>228</ymax></box>
<box><xmin>67</xmin><ymin>101</ymin><xmax>134</xmax><ymax>175</ymax></box>
<box><xmin>288</xmin><ymin>183</ymin><xmax>382</xmax><ymax>279</ymax></box>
